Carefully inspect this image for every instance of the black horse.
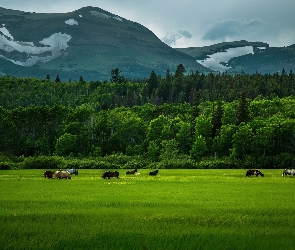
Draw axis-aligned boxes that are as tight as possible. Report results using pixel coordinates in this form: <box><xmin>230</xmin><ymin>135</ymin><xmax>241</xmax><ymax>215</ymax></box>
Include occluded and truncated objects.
<box><xmin>149</xmin><ymin>170</ymin><xmax>159</xmax><ymax>176</ymax></box>
<box><xmin>126</xmin><ymin>169</ymin><xmax>137</xmax><ymax>175</ymax></box>
<box><xmin>102</xmin><ymin>171</ymin><xmax>119</xmax><ymax>179</ymax></box>
<box><xmin>246</xmin><ymin>169</ymin><xmax>264</xmax><ymax>177</ymax></box>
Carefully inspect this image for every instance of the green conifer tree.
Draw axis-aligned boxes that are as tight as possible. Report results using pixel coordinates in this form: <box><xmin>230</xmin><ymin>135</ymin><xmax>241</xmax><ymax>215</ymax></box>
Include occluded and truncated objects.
<box><xmin>236</xmin><ymin>91</ymin><xmax>249</xmax><ymax>125</ymax></box>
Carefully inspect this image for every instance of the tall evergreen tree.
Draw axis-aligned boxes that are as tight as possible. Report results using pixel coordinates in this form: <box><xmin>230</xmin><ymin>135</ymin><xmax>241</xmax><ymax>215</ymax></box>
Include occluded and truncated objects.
<box><xmin>147</xmin><ymin>70</ymin><xmax>158</xmax><ymax>98</ymax></box>
<box><xmin>55</xmin><ymin>75</ymin><xmax>61</xmax><ymax>83</ymax></box>
<box><xmin>190</xmin><ymin>93</ymin><xmax>201</xmax><ymax>138</ymax></box>
<box><xmin>110</xmin><ymin>68</ymin><xmax>125</xmax><ymax>84</ymax></box>
<box><xmin>236</xmin><ymin>91</ymin><xmax>249</xmax><ymax>125</ymax></box>
<box><xmin>174</xmin><ymin>64</ymin><xmax>186</xmax><ymax>78</ymax></box>
<box><xmin>211</xmin><ymin>97</ymin><xmax>223</xmax><ymax>138</ymax></box>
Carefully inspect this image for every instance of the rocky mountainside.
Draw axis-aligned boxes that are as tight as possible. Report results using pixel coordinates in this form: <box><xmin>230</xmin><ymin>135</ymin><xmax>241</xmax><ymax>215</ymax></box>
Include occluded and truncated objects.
<box><xmin>0</xmin><ymin>7</ymin><xmax>294</xmax><ymax>81</ymax></box>
<box><xmin>177</xmin><ymin>40</ymin><xmax>295</xmax><ymax>74</ymax></box>
<box><xmin>0</xmin><ymin>6</ymin><xmax>206</xmax><ymax>81</ymax></box>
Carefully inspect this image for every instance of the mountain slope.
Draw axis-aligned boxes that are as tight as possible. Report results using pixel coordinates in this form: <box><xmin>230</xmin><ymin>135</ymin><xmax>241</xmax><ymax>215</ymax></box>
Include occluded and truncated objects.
<box><xmin>177</xmin><ymin>41</ymin><xmax>295</xmax><ymax>74</ymax></box>
<box><xmin>0</xmin><ymin>6</ymin><xmax>206</xmax><ymax>81</ymax></box>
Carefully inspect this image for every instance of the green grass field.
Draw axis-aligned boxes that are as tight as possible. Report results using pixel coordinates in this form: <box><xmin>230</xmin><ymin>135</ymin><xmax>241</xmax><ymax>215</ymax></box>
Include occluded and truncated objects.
<box><xmin>1</xmin><ymin>169</ymin><xmax>295</xmax><ymax>250</ymax></box>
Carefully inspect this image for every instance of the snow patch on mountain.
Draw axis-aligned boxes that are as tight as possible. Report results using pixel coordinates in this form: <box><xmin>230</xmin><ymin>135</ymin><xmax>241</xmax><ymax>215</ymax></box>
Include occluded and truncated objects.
<box><xmin>90</xmin><ymin>11</ymin><xmax>111</xmax><ymax>19</ymax></box>
<box><xmin>197</xmin><ymin>46</ymin><xmax>254</xmax><ymax>72</ymax></box>
<box><xmin>90</xmin><ymin>11</ymin><xmax>123</xmax><ymax>22</ymax></box>
<box><xmin>0</xmin><ymin>25</ymin><xmax>14</xmax><ymax>40</ymax></box>
<box><xmin>113</xmin><ymin>16</ymin><xmax>123</xmax><ymax>22</ymax></box>
<box><xmin>65</xmin><ymin>19</ymin><xmax>78</xmax><ymax>25</ymax></box>
<box><xmin>0</xmin><ymin>27</ymin><xmax>72</xmax><ymax>66</ymax></box>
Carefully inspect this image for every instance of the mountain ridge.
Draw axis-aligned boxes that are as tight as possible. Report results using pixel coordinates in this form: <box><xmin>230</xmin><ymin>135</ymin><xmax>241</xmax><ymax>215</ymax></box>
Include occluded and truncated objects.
<box><xmin>0</xmin><ymin>6</ymin><xmax>294</xmax><ymax>81</ymax></box>
<box><xmin>0</xmin><ymin>6</ymin><xmax>206</xmax><ymax>81</ymax></box>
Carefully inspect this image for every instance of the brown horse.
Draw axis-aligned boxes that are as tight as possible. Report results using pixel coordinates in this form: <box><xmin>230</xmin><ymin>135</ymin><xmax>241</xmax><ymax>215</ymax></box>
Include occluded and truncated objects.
<box><xmin>53</xmin><ymin>170</ymin><xmax>71</xmax><ymax>179</ymax></box>
<box><xmin>126</xmin><ymin>169</ymin><xmax>137</xmax><ymax>175</ymax></box>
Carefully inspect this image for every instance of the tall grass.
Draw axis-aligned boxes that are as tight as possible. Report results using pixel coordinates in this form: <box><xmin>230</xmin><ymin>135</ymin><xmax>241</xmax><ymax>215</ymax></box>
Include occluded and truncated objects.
<box><xmin>1</xmin><ymin>169</ymin><xmax>295</xmax><ymax>250</ymax></box>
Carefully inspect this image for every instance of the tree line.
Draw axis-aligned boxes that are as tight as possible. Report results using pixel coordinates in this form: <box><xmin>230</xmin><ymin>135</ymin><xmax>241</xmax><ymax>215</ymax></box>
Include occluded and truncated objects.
<box><xmin>1</xmin><ymin>66</ymin><xmax>295</xmax><ymax>169</ymax></box>
<box><xmin>0</xmin><ymin>66</ymin><xmax>294</xmax><ymax>110</ymax></box>
<box><xmin>1</xmin><ymin>95</ymin><xmax>295</xmax><ymax>169</ymax></box>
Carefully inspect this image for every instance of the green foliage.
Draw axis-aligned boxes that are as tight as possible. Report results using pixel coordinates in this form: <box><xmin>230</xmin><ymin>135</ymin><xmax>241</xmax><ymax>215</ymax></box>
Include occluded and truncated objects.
<box><xmin>63</xmin><ymin>158</ymin><xmax>120</xmax><ymax>169</ymax></box>
<box><xmin>22</xmin><ymin>156</ymin><xmax>63</xmax><ymax>169</ymax></box>
<box><xmin>0</xmin><ymin>162</ymin><xmax>13</xmax><ymax>170</ymax></box>
<box><xmin>197</xmin><ymin>158</ymin><xmax>238</xmax><ymax>169</ymax></box>
<box><xmin>1</xmin><ymin>71</ymin><xmax>295</xmax><ymax>167</ymax></box>
<box><xmin>159</xmin><ymin>139</ymin><xmax>179</xmax><ymax>161</ymax></box>
<box><xmin>157</xmin><ymin>157</ymin><xmax>196</xmax><ymax>169</ymax></box>
<box><xmin>123</xmin><ymin>157</ymin><xmax>149</xmax><ymax>169</ymax></box>
<box><xmin>231</xmin><ymin>123</ymin><xmax>253</xmax><ymax>158</ymax></box>
<box><xmin>190</xmin><ymin>136</ymin><xmax>208</xmax><ymax>160</ymax></box>
<box><xmin>55</xmin><ymin>133</ymin><xmax>79</xmax><ymax>156</ymax></box>
<box><xmin>102</xmin><ymin>153</ymin><xmax>132</xmax><ymax>166</ymax></box>
<box><xmin>147</xmin><ymin>141</ymin><xmax>160</xmax><ymax>162</ymax></box>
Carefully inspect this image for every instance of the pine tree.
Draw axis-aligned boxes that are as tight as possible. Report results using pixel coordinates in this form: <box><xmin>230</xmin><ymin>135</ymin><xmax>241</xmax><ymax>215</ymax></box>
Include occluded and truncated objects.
<box><xmin>147</xmin><ymin>70</ymin><xmax>158</xmax><ymax>98</ymax></box>
<box><xmin>211</xmin><ymin>97</ymin><xmax>223</xmax><ymax>138</ymax></box>
<box><xmin>190</xmin><ymin>94</ymin><xmax>201</xmax><ymax>138</ymax></box>
<box><xmin>174</xmin><ymin>64</ymin><xmax>186</xmax><ymax>78</ymax></box>
<box><xmin>55</xmin><ymin>75</ymin><xmax>61</xmax><ymax>83</ymax></box>
<box><xmin>236</xmin><ymin>91</ymin><xmax>249</xmax><ymax>125</ymax></box>
<box><xmin>110</xmin><ymin>68</ymin><xmax>125</xmax><ymax>84</ymax></box>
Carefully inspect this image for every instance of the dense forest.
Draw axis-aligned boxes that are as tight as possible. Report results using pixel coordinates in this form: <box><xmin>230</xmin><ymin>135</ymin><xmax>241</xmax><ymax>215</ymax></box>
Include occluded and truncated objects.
<box><xmin>1</xmin><ymin>65</ymin><xmax>295</xmax><ymax>169</ymax></box>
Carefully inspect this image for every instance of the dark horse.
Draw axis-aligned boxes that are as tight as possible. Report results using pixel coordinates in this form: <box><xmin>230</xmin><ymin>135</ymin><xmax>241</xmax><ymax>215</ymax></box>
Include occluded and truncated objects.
<box><xmin>126</xmin><ymin>169</ymin><xmax>137</xmax><ymax>175</ymax></box>
<box><xmin>43</xmin><ymin>171</ymin><xmax>55</xmax><ymax>179</ymax></box>
<box><xmin>149</xmin><ymin>170</ymin><xmax>159</xmax><ymax>176</ymax></box>
<box><xmin>102</xmin><ymin>171</ymin><xmax>119</xmax><ymax>179</ymax></box>
<box><xmin>246</xmin><ymin>169</ymin><xmax>264</xmax><ymax>177</ymax></box>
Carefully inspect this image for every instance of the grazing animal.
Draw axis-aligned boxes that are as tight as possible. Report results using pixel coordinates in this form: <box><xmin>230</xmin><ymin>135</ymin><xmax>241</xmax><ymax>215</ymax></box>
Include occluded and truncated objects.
<box><xmin>66</xmin><ymin>168</ymin><xmax>78</xmax><ymax>175</ymax></box>
<box><xmin>246</xmin><ymin>169</ymin><xmax>264</xmax><ymax>177</ymax></box>
<box><xmin>43</xmin><ymin>171</ymin><xmax>55</xmax><ymax>179</ymax></box>
<box><xmin>149</xmin><ymin>170</ymin><xmax>159</xmax><ymax>176</ymax></box>
<box><xmin>282</xmin><ymin>169</ymin><xmax>295</xmax><ymax>176</ymax></box>
<box><xmin>102</xmin><ymin>171</ymin><xmax>119</xmax><ymax>179</ymax></box>
<box><xmin>126</xmin><ymin>169</ymin><xmax>137</xmax><ymax>175</ymax></box>
<box><xmin>53</xmin><ymin>170</ymin><xmax>71</xmax><ymax>179</ymax></box>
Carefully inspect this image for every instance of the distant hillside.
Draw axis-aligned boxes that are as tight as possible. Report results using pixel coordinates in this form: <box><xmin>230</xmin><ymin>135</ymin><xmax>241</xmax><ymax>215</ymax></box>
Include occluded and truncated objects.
<box><xmin>0</xmin><ymin>6</ymin><xmax>206</xmax><ymax>81</ymax></box>
<box><xmin>177</xmin><ymin>41</ymin><xmax>295</xmax><ymax>74</ymax></box>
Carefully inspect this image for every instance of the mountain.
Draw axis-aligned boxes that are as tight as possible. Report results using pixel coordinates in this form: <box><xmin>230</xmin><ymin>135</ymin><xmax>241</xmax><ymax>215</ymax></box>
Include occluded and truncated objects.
<box><xmin>0</xmin><ymin>6</ymin><xmax>206</xmax><ymax>81</ymax></box>
<box><xmin>1</xmin><ymin>7</ymin><xmax>294</xmax><ymax>81</ymax></box>
<box><xmin>177</xmin><ymin>40</ymin><xmax>295</xmax><ymax>74</ymax></box>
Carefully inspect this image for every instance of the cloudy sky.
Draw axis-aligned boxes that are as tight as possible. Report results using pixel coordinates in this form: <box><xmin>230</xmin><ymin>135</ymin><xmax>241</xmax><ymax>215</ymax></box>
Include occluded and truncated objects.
<box><xmin>1</xmin><ymin>0</ymin><xmax>294</xmax><ymax>48</ymax></box>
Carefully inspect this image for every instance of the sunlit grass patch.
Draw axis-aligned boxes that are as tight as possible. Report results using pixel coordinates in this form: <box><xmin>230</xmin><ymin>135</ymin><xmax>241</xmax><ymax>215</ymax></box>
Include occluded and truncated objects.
<box><xmin>1</xmin><ymin>169</ymin><xmax>295</xmax><ymax>250</ymax></box>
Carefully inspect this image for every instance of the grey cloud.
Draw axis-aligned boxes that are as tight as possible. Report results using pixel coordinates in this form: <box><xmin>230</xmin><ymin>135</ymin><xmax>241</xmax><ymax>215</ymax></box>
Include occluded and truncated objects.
<box><xmin>203</xmin><ymin>19</ymin><xmax>265</xmax><ymax>42</ymax></box>
<box><xmin>162</xmin><ymin>30</ymin><xmax>192</xmax><ymax>46</ymax></box>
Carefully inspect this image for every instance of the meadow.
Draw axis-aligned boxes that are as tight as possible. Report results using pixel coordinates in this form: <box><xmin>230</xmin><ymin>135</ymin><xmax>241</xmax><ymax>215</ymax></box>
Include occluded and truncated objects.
<box><xmin>1</xmin><ymin>169</ymin><xmax>295</xmax><ymax>250</ymax></box>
